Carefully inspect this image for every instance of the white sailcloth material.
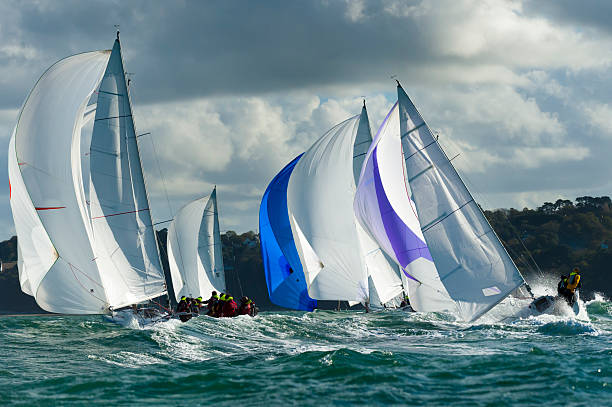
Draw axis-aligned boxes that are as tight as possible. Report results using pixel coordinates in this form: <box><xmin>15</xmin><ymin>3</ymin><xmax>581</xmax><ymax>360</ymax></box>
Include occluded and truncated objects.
<box><xmin>12</xmin><ymin>51</ymin><xmax>112</xmax><ymax>313</ymax></box>
<box><xmin>397</xmin><ymin>84</ymin><xmax>525</xmax><ymax>321</ymax></box>
<box><xmin>88</xmin><ymin>40</ymin><xmax>167</xmax><ymax>309</ymax></box>
<box><xmin>167</xmin><ymin>188</ymin><xmax>226</xmax><ymax>301</ymax></box>
<box><xmin>287</xmin><ymin>116</ymin><xmax>369</xmax><ymax>302</ymax></box>
<box><xmin>354</xmin><ymin>102</ymin><xmax>457</xmax><ymax>314</ymax></box>
<box><xmin>353</xmin><ymin>105</ymin><xmax>404</xmax><ymax>306</ymax></box>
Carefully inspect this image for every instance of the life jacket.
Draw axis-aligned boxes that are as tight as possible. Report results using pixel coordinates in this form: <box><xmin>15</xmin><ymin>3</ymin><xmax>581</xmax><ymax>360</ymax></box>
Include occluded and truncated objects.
<box><xmin>223</xmin><ymin>298</ymin><xmax>238</xmax><ymax>317</ymax></box>
<box><xmin>239</xmin><ymin>302</ymin><xmax>251</xmax><ymax>315</ymax></box>
<box><xmin>566</xmin><ymin>272</ymin><xmax>581</xmax><ymax>292</ymax></box>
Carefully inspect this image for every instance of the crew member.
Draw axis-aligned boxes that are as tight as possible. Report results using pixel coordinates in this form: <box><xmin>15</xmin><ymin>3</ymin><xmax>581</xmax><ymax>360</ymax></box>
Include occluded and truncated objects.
<box><xmin>222</xmin><ymin>294</ymin><xmax>238</xmax><ymax>317</ymax></box>
<box><xmin>565</xmin><ymin>268</ymin><xmax>582</xmax><ymax>306</ymax></box>
<box><xmin>238</xmin><ymin>297</ymin><xmax>252</xmax><ymax>315</ymax></box>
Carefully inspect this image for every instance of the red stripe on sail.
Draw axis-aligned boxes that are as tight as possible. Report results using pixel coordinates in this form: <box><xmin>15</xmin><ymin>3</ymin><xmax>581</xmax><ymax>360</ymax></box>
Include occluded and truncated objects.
<box><xmin>35</xmin><ymin>206</ymin><xmax>66</xmax><ymax>210</ymax></box>
<box><xmin>91</xmin><ymin>208</ymin><xmax>149</xmax><ymax>219</ymax></box>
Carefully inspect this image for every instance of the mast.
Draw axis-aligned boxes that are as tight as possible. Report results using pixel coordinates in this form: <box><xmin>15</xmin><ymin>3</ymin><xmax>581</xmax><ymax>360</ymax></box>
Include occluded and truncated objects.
<box><xmin>116</xmin><ymin>33</ymin><xmax>168</xmax><ymax>301</ymax></box>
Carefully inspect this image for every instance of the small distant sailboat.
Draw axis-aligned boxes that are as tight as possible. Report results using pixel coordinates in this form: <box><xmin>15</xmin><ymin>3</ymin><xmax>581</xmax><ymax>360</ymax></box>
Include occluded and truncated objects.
<box><xmin>9</xmin><ymin>34</ymin><xmax>169</xmax><ymax>317</ymax></box>
<box><xmin>167</xmin><ymin>187</ymin><xmax>227</xmax><ymax>305</ymax></box>
<box><xmin>355</xmin><ymin>82</ymin><xmax>528</xmax><ymax>322</ymax></box>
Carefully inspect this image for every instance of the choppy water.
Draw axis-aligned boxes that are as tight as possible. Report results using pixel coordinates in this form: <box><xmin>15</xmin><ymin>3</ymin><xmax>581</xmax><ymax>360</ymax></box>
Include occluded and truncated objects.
<box><xmin>1</xmin><ymin>294</ymin><xmax>611</xmax><ymax>406</ymax></box>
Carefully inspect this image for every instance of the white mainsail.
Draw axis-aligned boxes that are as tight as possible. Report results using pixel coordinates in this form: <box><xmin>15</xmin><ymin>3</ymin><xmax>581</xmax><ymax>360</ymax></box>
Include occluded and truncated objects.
<box><xmin>397</xmin><ymin>83</ymin><xmax>525</xmax><ymax>321</ymax></box>
<box><xmin>354</xmin><ymin>102</ymin><xmax>457</xmax><ymax>314</ymax></box>
<box><xmin>9</xmin><ymin>39</ymin><xmax>168</xmax><ymax>314</ymax></box>
<box><xmin>287</xmin><ymin>116</ymin><xmax>369</xmax><ymax>302</ymax></box>
<box><xmin>167</xmin><ymin>188</ymin><xmax>226</xmax><ymax>301</ymax></box>
<box><xmin>88</xmin><ymin>39</ymin><xmax>167</xmax><ymax>309</ymax></box>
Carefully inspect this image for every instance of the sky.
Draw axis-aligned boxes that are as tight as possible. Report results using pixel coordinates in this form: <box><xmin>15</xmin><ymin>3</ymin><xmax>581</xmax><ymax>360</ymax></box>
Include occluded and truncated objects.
<box><xmin>1</xmin><ymin>0</ymin><xmax>612</xmax><ymax>240</ymax></box>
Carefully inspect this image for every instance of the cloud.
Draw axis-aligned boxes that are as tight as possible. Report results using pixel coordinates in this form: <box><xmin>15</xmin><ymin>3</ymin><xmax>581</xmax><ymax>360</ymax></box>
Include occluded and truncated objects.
<box><xmin>0</xmin><ymin>0</ymin><xmax>612</xmax><ymax>240</ymax></box>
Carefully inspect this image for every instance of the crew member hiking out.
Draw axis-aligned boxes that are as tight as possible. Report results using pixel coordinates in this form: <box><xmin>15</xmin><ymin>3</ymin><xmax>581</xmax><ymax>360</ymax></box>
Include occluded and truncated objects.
<box><xmin>558</xmin><ymin>268</ymin><xmax>581</xmax><ymax>306</ymax></box>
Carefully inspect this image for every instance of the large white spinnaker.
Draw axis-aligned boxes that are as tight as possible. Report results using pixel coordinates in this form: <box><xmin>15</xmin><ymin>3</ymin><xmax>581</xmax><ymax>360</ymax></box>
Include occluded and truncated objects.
<box><xmin>397</xmin><ymin>83</ymin><xmax>525</xmax><ymax>321</ymax></box>
<box><xmin>167</xmin><ymin>188</ymin><xmax>226</xmax><ymax>301</ymax></box>
<box><xmin>287</xmin><ymin>116</ymin><xmax>369</xmax><ymax>302</ymax></box>
<box><xmin>354</xmin><ymin>102</ymin><xmax>457</xmax><ymax>314</ymax></box>
<box><xmin>353</xmin><ymin>104</ymin><xmax>404</xmax><ymax>306</ymax></box>
<box><xmin>11</xmin><ymin>51</ymin><xmax>111</xmax><ymax>314</ymax></box>
<box><xmin>88</xmin><ymin>39</ymin><xmax>167</xmax><ymax>309</ymax></box>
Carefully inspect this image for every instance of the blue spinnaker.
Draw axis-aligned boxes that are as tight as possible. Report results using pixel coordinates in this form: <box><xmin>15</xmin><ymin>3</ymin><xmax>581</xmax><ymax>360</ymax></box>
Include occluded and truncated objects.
<box><xmin>259</xmin><ymin>154</ymin><xmax>317</xmax><ymax>311</ymax></box>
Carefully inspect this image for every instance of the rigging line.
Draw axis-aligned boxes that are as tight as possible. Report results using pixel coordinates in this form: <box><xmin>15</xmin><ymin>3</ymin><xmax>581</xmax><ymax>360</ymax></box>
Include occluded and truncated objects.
<box><xmin>68</xmin><ymin>263</ymin><xmax>107</xmax><ymax>304</ymax></box>
<box><xmin>457</xmin><ymin>162</ymin><xmax>542</xmax><ymax>278</ymax></box>
<box><xmin>91</xmin><ymin>208</ymin><xmax>149</xmax><ymax>219</ymax></box>
<box><xmin>148</xmin><ymin>132</ymin><xmax>174</xmax><ymax>220</ymax></box>
<box><xmin>67</xmin><ymin>261</ymin><xmax>105</xmax><ymax>289</ymax></box>
<box><xmin>153</xmin><ymin>219</ymin><xmax>173</xmax><ymax>226</ymax></box>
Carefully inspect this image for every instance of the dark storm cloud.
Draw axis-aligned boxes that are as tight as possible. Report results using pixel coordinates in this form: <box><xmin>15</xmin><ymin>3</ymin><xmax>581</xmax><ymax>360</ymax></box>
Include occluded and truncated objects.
<box><xmin>524</xmin><ymin>0</ymin><xmax>612</xmax><ymax>34</ymax></box>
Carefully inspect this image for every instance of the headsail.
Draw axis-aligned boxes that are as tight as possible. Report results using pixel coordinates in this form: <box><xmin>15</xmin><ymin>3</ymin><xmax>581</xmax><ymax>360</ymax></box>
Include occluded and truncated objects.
<box><xmin>167</xmin><ymin>188</ymin><xmax>227</xmax><ymax>301</ymax></box>
<box><xmin>89</xmin><ymin>39</ymin><xmax>167</xmax><ymax>309</ymax></box>
<box><xmin>11</xmin><ymin>51</ymin><xmax>111</xmax><ymax>313</ymax></box>
<box><xmin>287</xmin><ymin>116</ymin><xmax>369</xmax><ymax>302</ymax></box>
<box><xmin>397</xmin><ymin>83</ymin><xmax>525</xmax><ymax>321</ymax></box>
<box><xmin>353</xmin><ymin>105</ymin><xmax>404</xmax><ymax>306</ymax></box>
<box><xmin>354</xmin><ymin>102</ymin><xmax>457</xmax><ymax>313</ymax></box>
<box><xmin>260</xmin><ymin>154</ymin><xmax>317</xmax><ymax>311</ymax></box>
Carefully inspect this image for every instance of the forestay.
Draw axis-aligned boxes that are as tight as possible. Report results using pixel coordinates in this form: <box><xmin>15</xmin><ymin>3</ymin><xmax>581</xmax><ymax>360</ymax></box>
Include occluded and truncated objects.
<box><xmin>397</xmin><ymin>84</ymin><xmax>525</xmax><ymax>321</ymax></box>
<box><xmin>89</xmin><ymin>39</ymin><xmax>167</xmax><ymax>309</ymax></box>
<box><xmin>354</xmin><ymin>102</ymin><xmax>457</xmax><ymax>313</ymax></box>
<box><xmin>287</xmin><ymin>116</ymin><xmax>370</xmax><ymax>302</ymax></box>
<box><xmin>12</xmin><ymin>51</ymin><xmax>112</xmax><ymax>313</ymax></box>
<box><xmin>260</xmin><ymin>155</ymin><xmax>317</xmax><ymax>311</ymax></box>
<box><xmin>167</xmin><ymin>188</ymin><xmax>226</xmax><ymax>301</ymax></box>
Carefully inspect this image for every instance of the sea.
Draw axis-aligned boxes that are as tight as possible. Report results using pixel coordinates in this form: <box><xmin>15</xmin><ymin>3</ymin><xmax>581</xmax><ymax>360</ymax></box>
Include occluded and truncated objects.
<box><xmin>1</xmin><ymin>291</ymin><xmax>610</xmax><ymax>406</ymax></box>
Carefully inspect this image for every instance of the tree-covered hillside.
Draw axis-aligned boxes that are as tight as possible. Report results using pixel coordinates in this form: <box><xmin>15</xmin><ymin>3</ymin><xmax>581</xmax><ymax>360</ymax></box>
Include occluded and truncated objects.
<box><xmin>485</xmin><ymin>196</ymin><xmax>612</xmax><ymax>297</ymax></box>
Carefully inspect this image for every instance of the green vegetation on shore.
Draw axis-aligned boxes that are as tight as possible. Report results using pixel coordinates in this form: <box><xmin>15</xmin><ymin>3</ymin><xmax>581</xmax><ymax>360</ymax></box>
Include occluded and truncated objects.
<box><xmin>1</xmin><ymin>196</ymin><xmax>610</xmax><ymax>313</ymax></box>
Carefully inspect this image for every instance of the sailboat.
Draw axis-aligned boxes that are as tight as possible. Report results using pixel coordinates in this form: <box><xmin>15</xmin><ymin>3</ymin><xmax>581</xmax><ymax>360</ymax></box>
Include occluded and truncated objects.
<box><xmin>285</xmin><ymin>104</ymin><xmax>404</xmax><ymax>306</ymax></box>
<box><xmin>355</xmin><ymin>82</ymin><xmax>528</xmax><ymax>322</ymax></box>
<box><xmin>167</xmin><ymin>187</ymin><xmax>227</xmax><ymax>308</ymax></box>
<box><xmin>8</xmin><ymin>33</ymin><xmax>169</xmax><ymax>317</ymax></box>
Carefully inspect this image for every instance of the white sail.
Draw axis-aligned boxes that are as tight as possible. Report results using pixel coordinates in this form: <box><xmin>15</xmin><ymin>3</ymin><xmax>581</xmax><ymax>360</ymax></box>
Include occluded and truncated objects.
<box><xmin>353</xmin><ymin>105</ymin><xmax>404</xmax><ymax>306</ymax></box>
<box><xmin>88</xmin><ymin>39</ymin><xmax>167</xmax><ymax>309</ymax></box>
<box><xmin>397</xmin><ymin>84</ymin><xmax>525</xmax><ymax>321</ymax></box>
<box><xmin>167</xmin><ymin>188</ymin><xmax>226</xmax><ymax>301</ymax></box>
<box><xmin>355</xmin><ymin>102</ymin><xmax>458</xmax><ymax>313</ymax></box>
<box><xmin>12</xmin><ymin>51</ymin><xmax>111</xmax><ymax>314</ymax></box>
<box><xmin>287</xmin><ymin>116</ymin><xmax>369</xmax><ymax>302</ymax></box>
